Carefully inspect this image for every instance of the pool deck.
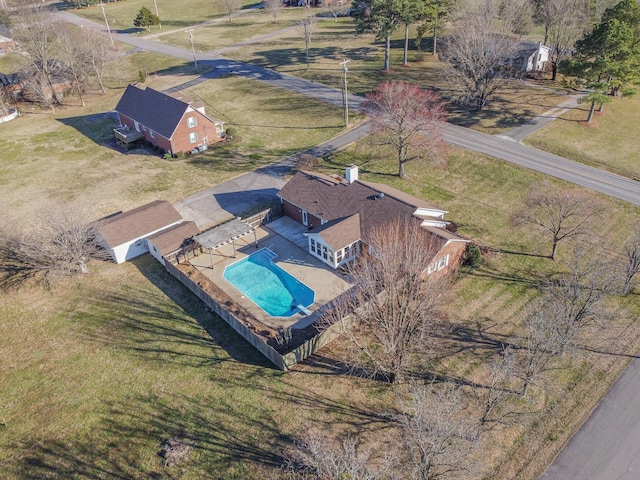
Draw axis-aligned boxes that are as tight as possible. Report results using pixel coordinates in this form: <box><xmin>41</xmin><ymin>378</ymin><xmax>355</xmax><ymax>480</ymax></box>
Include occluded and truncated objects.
<box><xmin>188</xmin><ymin>220</ymin><xmax>353</xmax><ymax>330</ymax></box>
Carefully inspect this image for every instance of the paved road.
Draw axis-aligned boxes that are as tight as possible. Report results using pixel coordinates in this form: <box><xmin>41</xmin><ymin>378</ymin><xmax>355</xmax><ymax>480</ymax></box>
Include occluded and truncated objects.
<box><xmin>56</xmin><ymin>10</ymin><xmax>640</xmax><ymax>208</ymax></box>
<box><xmin>539</xmin><ymin>355</ymin><xmax>640</xmax><ymax>480</ymax></box>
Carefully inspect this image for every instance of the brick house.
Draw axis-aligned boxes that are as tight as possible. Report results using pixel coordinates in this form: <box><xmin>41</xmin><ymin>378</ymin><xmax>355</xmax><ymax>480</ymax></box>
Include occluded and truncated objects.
<box><xmin>113</xmin><ymin>85</ymin><xmax>225</xmax><ymax>155</ymax></box>
<box><xmin>277</xmin><ymin>165</ymin><xmax>469</xmax><ymax>273</ymax></box>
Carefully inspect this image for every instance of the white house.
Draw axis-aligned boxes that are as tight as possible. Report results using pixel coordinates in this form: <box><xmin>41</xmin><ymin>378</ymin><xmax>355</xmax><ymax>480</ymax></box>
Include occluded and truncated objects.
<box><xmin>95</xmin><ymin>200</ymin><xmax>184</xmax><ymax>264</ymax></box>
<box><xmin>516</xmin><ymin>41</ymin><xmax>550</xmax><ymax>72</ymax></box>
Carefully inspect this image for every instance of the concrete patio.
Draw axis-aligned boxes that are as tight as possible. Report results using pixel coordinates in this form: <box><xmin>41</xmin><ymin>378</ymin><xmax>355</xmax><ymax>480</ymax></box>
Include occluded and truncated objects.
<box><xmin>188</xmin><ymin>224</ymin><xmax>352</xmax><ymax>330</ymax></box>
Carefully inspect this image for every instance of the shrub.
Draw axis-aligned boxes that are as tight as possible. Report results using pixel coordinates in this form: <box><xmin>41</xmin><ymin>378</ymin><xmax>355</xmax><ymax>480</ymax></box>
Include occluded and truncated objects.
<box><xmin>296</xmin><ymin>153</ymin><xmax>320</xmax><ymax>171</ymax></box>
<box><xmin>463</xmin><ymin>243</ymin><xmax>483</xmax><ymax>268</ymax></box>
<box><xmin>225</xmin><ymin>127</ymin><xmax>237</xmax><ymax>137</ymax></box>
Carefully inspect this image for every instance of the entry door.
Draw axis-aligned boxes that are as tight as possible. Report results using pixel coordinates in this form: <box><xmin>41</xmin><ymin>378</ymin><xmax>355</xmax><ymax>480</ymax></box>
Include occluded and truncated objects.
<box><xmin>302</xmin><ymin>210</ymin><xmax>308</xmax><ymax>226</ymax></box>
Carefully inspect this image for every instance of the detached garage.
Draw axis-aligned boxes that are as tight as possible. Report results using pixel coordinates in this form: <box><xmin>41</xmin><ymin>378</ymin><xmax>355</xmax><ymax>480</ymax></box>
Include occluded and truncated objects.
<box><xmin>95</xmin><ymin>200</ymin><xmax>183</xmax><ymax>264</ymax></box>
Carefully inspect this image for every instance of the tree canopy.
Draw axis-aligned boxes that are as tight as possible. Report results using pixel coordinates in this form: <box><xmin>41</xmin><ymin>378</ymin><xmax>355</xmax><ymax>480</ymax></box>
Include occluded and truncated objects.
<box><xmin>134</xmin><ymin>6</ymin><xmax>161</xmax><ymax>30</ymax></box>
<box><xmin>563</xmin><ymin>0</ymin><xmax>640</xmax><ymax>120</ymax></box>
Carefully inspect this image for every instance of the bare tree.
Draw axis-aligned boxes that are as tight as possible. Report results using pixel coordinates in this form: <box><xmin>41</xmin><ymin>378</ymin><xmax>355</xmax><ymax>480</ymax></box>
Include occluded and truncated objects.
<box><xmin>475</xmin><ymin>349</ymin><xmax>523</xmax><ymax>430</ymax></box>
<box><xmin>84</xmin><ymin>28</ymin><xmax>114</xmax><ymax>94</ymax></box>
<box><xmin>299</xmin><ymin>15</ymin><xmax>315</xmax><ymax>68</ymax></box>
<box><xmin>0</xmin><ymin>207</ymin><xmax>107</xmax><ymax>289</ymax></box>
<box><xmin>362</xmin><ymin>81</ymin><xmax>447</xmax><ymax>179</ymax></box>
<box><xmin>324</xmin><ymin>218</ymin><xmax>450</xmax><ymax>383</ymax></box>
<box><xmin>0</xmin><ymin>86</ymin><xmax>11</xmax><ymax>116</ymax></box>
<box><xmin>517</xmin><ymin>250</ymin><xmax>615</xmax><ymax>395</ymax></box>
<box><xmin>513</xmin><ymin>183</ymin><xmax>602</xmax><ymax>260</ymax></box>
<box><xmin>287</xmin><ymin>431</ymin><xmax>394</xmax><ymax>479</ymax></box>
<box><xmin>536</xmin><ymin>0</ymin><xmax>588</xmax><ymax>80</ymax></box>
<box><xmin>498</xmin><ymin>0</ymin><xmax>535</xmax><ymax>36</ymax></box>
<box><xmin>397</xmin><ymin>382</ymin><xmax>479</xmax><ymax>479</ymax></box>
<box><xmin>441</xmin><ymin>0</ymin><xmax>518</xmax><ymax>111</ymax></box>
<box><xmin>618</xmin><ymin>231</ymin><xmax>640</xmax><ymax>295</ymax></box>
<box><xmin>12</xmin><ymin>10</ymin><xmax>62</xmax><ymax>108</ymax></box>
<box><xmin>221</xmin><ymin>0</ymin><xmax>242</xmax><ymax>22</ymax></box>
<box><xmin>263</xmin><ymin>0</ymin><xmax>284</xmax><ymax>23</ymax></box>
<box><xmin>59</xmin><ymin>24</ymin><xmax>92</xmax><ymax>106</ymax></box>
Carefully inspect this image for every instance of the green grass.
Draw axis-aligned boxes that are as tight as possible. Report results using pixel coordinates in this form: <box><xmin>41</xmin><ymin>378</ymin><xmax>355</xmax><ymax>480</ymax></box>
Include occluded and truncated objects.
<box><xmin>525</xmin><ymin>95</ymin><xmax>640</xmax><ymax>180</ymax></box>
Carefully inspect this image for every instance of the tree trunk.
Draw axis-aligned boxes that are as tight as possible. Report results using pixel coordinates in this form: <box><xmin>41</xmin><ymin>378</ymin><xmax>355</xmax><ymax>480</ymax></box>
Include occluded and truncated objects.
<box><xmin>598</xmin><ymin>102</ymin><xmax>605</xmax><ymax>113</ymax></box>
<box><xmin>551</xmin><ymin>240</ymin><xmax>559</xmax><ymax>260</ymax></box>
<box><xmin>403</xmin><ymin>23</ymin><xmax>409</xmax><ymax>66</ymax></box>
<box><xmin>398</xmin><ymin>160</ymin><xmax>405</xmax><ymax>179</ymax></box>
<box><xmin>551</xmin><ymin>62</ymin><xmax>558</xmax><ymax>81</ymax></box>
<box><xmin>432</xmin><ymin>25</ymin><xmax>438</xmax><ymax>56</ymax></box>
<box><xmin>384</xmin><ymin>34</ymin><xmax>391</xmax><ymax>71</ymax></box>
<box><xmin>586</xmin><ymin>99</ymin><xmax>596</xmax><ymax>123</ymax></box>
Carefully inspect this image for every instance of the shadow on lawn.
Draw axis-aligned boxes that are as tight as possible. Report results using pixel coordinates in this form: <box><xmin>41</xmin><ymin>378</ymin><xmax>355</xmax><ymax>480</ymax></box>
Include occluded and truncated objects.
<box><xmin>79</xmin><ymin>256</ymin><xmax>274</xmax><ymax>370</ymax></box>
<box><xmin>12</xmin><ymin>392</ymin><xmax>288</xmax><ymax>479</ymax></box>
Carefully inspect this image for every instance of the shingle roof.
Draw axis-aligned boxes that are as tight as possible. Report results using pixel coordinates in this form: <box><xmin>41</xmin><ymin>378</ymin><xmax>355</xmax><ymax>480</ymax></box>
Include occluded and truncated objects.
<box><xmin>315</xmin><ymin>213</ymin><xmax>361</xmax><ymax>250</ymax></box>
<box><xmin>95</xmin><ymin>200</ymin><xmax>183</xmax><ymax>247</ymax></box>
<box><xmin>114</xmin><ymin>85</ymin><xmax>222</xmax><ymax>140</ymax></box>
<box><xmin>147</xmin><ymin>221</ymin><xmax>200</xmax><ymax>255</ymax></box>
<box><xmin>279</xmin><ymin>171</ymin><xmax>468</xmax><ymax>249</ymax></box>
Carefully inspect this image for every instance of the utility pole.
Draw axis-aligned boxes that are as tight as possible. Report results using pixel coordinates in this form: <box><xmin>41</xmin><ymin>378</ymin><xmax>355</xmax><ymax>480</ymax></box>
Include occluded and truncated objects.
<box><xmin>152</xmin><ymin>0</ymin><xmax>162</xmax><ymax>30</ymax></box>
<box><xmin>187</xmin><ymin>29</ymin><xmax>198</xmax><ymax>73</ymax></box>
<box><xmin>100</xmin><ymin>2</ymin><xmax>115</xmax><ymax>48</ymax></box>
<box><xmin>340</xmin><ymin>58</ymin><xmax>350</xmax><ymax>127</ymax></box>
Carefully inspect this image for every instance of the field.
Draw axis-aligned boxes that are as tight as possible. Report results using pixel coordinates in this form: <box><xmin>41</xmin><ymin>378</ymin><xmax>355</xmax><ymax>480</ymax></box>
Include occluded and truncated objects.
<box><xmin>525</xmin><ymin>94</ymin><xmax>640</xmax><ymax>180</ymax></box>
<box><xmin>2</xmin><ymin>5</ymin><xmax>640</xmax><ymax>478</ymax></box>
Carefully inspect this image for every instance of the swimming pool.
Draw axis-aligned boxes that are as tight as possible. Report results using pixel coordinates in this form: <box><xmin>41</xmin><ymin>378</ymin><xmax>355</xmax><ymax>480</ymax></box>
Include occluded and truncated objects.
<box><xmin>223</xmin><ymin>248</ymin><xmax>315</xmax><ymax>317</ymax></box>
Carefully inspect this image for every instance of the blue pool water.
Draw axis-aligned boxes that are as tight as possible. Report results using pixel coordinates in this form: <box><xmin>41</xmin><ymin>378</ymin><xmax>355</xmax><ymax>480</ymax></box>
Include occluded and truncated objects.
<box><xmin>223</xmin><ymin>249</ymin><xmax>315</xmax><ymax>317</ymax></box>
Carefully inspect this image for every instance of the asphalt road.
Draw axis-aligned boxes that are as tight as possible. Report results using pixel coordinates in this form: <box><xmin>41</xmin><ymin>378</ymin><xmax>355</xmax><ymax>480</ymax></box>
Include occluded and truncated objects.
<box><xmin>539</xmin><ymin>355</ymin><xmax>640</xmax><ymax>480</ymax></box>
<box><xmin>56</xmin><ymin>10</ymin><xmax>640</xmax><ymax>207</ymax></box>
<box><xmin>55</xmin><ymin>9</ymin><xmax>640</xmax><ymax>479</ymax></box>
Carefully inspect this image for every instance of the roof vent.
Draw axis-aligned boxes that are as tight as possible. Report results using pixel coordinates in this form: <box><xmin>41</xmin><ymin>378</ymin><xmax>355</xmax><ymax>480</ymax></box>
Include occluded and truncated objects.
<box><xmin>377</xmin><ymin>192</ymin><xmax>384</xmax><ymax>199</ymax></box>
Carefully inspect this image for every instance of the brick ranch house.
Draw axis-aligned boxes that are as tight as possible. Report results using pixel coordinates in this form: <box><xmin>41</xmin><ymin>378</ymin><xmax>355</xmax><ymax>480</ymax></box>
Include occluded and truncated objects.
<box><xmin>277</xmin><ymin>166</ymin><xmax>469</xmax><ymax>273</ymax></box>
<box><xmin>113</xmin><ymin>85</ymin><xmax>225</xmax><ymax>155</ymax></box>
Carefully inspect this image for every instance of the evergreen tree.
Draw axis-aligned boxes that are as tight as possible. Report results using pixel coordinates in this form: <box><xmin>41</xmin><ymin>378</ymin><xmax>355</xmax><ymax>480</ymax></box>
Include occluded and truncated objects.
<box><xmin>351</xmin><ymin>0</ymin><xmax>403</xmax><ymax>71</ymax></box>
<box><xmin>563</xmin><ymin>0</ymin><xmax>640</xmax><ymax>121</ymax></box>
<box><xmin>134</xmin><ymin>6</ymin><xmax>160</xmax><ymax>31</ymax></box>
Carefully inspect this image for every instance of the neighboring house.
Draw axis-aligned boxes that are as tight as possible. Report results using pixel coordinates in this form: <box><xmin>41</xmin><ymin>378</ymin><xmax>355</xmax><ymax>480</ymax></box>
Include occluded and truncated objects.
<box><xmin>277</xmin><ymin>166</ymin><xmax>468</xmax><ymax>272</ymax></box>
<box><xmin>95</xmin><ymin>200</ymin><xmax>184</xmax><ymax>264</ymax></box>
<box><xmin>113</xmin><ymin>85</ymin><xmax>225</xmax><ymax>155</ymax></box>
<box><xmin>515</xmin><ymin>41</ymin><xmax>549</xmax><ymax>73</ymax></box>
<box><xmin>147</xmin><ymin>221</ymin><xmax>200</xmax><ymax>266</ymax></box>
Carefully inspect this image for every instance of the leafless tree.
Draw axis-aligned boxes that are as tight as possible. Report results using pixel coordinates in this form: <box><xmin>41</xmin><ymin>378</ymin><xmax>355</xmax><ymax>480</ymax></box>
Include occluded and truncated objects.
<box><xmin>517</xmin><ymin>249</ymin><xmax>615</xmax><ymax>395</ymax></box>
<box><xmin>441</xmin><ymin>0</ymin><xmax>519</xmax><ymax>111</ymax></box>
<box><xmin>12</xmin><ymin>10</ymin><xmax>62</xmax><ymax>108</ymax></box>
<box><xmin>619</xmin><ymin>232</ymin><xmax>640</xmax><ymax>295</ymax></box>
<box><xmin>498</xmin><ymin>0</ymin><xmax>535</xmax><ymax>36</ymax></box>
<box><xmin>0</xmin><ymin>86</ymin><xmax>11</xmax><ymax>116</ymax></box>
<box><xmin>287</xmin><ymin>431</ymin><xmax>394</xmax><ymax>479</ymax></box>
<box><xmin>321</xmin><ymin>0</ymin><xmax>343</xmax><ymax>21</ymax></box>
<box><xmin>59</xmin><ymin>24</ymin><xmax>92</xmax><ymax>106</ymax></box>
<box><xmin>513</xmin><ymin>183</ymin><xmax>602</xmax><ymax>260</ymax></box>
<box><xmin>362</xmin><ymin>81</ymin><xmax>447</xmax><ymax>179</ymax></box>
<box><xmin>0</xmin><ymin>207</ymin><xmax>107</xmax><ymax>289</ymax></box>
<box><xmin>83</xmin><ymin>27</ymin><xmax>114</xmax><ymax>94</ymax></box>
<box><xmin>263</xmin><ymin>0</ymin><xmax>284</xmax><ymax>23</ymax></box>
<box><xmin>474</xmin><ymin>349</ymin><xmax>524</xmax><ymax>430</ymax></box>
<box><xmin>396</xmin><ymin>382</ymin><xmax>479</xmax><ymax>479</ymax></box>
<box><xmin>324</xmin><ymin>218</ymin><xmax>451</xmax><ymax>383</ymax></box>
<box><xmin>299</xmin><ymin>15</ymin><xmax>315</xmax><ymax>68</ymax></box>
<box><xmin>221</xmin><ymin>0</ymin><xmax>242</xmax><ymax>22</ymax></box>
<box><xmin>536</xmin><ymin>0</ymin><xmax>588</xmax><ymax>80</ymax></box>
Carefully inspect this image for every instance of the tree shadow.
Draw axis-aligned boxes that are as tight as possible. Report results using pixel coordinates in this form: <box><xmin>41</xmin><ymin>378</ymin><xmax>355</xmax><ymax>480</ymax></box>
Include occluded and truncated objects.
<box><xmin>77</xmin><ymin>256</ymin><xmax>273</xmax><ymax>369</ymax></box>
<box><xmin>9</xmin><ymin>392</ymin><xmax>288</xmax><ymax>479</ymax></box>
<box><xmin>434</xmin><ymin>319</ymin><xmax>515</xmax><ymax>361</ymax></box>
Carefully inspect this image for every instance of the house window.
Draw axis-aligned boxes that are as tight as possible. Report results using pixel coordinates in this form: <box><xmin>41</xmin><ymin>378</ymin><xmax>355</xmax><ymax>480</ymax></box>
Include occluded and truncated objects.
<box><xmin>149</xmin><ymin>130</ymin><xmax>155</xmax><ymax>138</ymax></box>
<box><xmin>336</xmin><ymin>249</ymin><xmax>343</xmax><ymax>263</ymax></box>
<box><xmin>189</xmin><ymin>132</ymin><xmax>198</xmax><ymax>143</ymax></box>
<box><xmin>437</xmin><ymin>254</ymin><xmax>450</xmax><ymax>271</ymax></box>
<box><xmin>322</xmin><ymin>245</ymin><xmax>328</xmax><ymax>260</ymax></box>
<box><xmin>310</xmin><ymin>238</ymin><xmax>316</xmax><ymax>254</ymax></box>
<box><xmin>427</xmin><ymin>263</ymin><xmax>437</xmax><ymax>275</ymax></box>
<box><xmin>187</xmin><ymin>116</ymin><xmax>197</xmax><ymax>128</ymax></box>
<box><xmin>302</xmin><ymin>211</ymin><xmax>308</xmax><ymax>226</ymax></box>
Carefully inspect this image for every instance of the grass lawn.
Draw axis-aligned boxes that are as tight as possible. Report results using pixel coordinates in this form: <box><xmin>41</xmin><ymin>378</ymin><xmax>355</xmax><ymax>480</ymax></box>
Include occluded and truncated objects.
<box><xmin>2</xmin><ymin>121</ymin><xmax>639</xmax><ymax>478</ymax></box>
<box><xmin>0</xmin><ymin>53</ymin><xmax>344</xmax><ymax>226</ymax></box>
<box><xmin>60</xmin><ymin>0</ymin><xmax>261</xmax><ymax>33</ymax></box>
<box><xmin>525</xmin><ymin>95</ymin><xmax>640</xmax><ymax>181</ymax></box>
